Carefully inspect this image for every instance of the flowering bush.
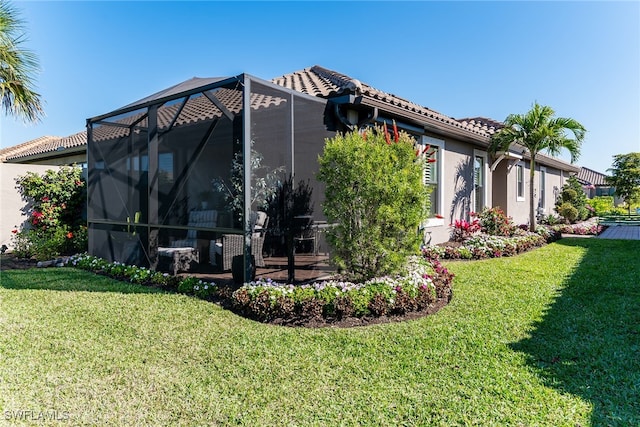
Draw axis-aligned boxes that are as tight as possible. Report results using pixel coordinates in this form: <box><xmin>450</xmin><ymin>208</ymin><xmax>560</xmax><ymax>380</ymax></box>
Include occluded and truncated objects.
<box><xmin>422</xmin><ymin>227</ymin><xmax>561</xmax><ymax>261</ymax></box>
<box><xmin>11</xmin><ymin>166</ymin><xmax>86</xmax><ymax>260</ymax></box>
<box><xmin>64</xmin><ymin>253</ymin><xmax>453</xmax><ymax>325</ymax></box>
<box><xmin>230</xmin><ymin>256</ymin><xmax>453</xmax><ymax>323</ymax></box>
<box><xmin>551</xmin><ymin>222</ymin><xmax>602</xmax><ymax>235</ymax></box>
<box><xmin>477</xmin><ymin>207</ymin><xmax>516</xmax><ymax>236</ymax></box>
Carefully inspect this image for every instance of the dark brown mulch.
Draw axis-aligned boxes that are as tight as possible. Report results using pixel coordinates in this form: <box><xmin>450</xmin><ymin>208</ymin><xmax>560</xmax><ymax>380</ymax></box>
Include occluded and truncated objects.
<box><xmin>0</xmin><ymin>254</ymin><xmax>39</xmax><ymax>271</ymax></box>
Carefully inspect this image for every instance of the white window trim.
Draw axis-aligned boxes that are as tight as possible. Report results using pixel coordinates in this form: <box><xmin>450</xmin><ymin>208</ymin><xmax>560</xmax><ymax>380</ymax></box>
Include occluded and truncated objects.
<box><xmin>422</xmin><ymin>135</ymin><xmax>445</xmax><ymax>227</ymax></box>
<box><xmin>473</xmin><ymin>149</ymin><xmax>489</xmax><ymax>213</ymax></box>
<box><xmin>516</xmin><ymin>162</ymin><xmax>525</xmax><ymax>202</ymax></box>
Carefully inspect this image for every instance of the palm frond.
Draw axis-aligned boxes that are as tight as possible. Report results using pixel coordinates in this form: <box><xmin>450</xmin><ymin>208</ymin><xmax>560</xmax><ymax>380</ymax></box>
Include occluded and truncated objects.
<box><xmin>0</xmin><ymin>0</ymin><xmax>43</xmax><ymax>122</ymax></box>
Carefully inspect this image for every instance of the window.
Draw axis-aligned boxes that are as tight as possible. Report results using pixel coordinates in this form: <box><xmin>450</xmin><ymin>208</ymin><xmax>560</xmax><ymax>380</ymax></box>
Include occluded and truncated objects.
<box><xmin>539</xmin><ymin>166</ymin><xmax>546</xmax><ymax>209</ymax></box>
<box><xmin>516</xmin><ymin>164</ymin><xmax>525</xmax><ymax>200</ymax></box>
<box><xmin>473</xmin><ymin>150</ymin><xmax>487</xmax><ymax>214</ymax></box>
<box><xmin>421</xmin><ymin>136</ymin><xmax>445</xmax><ymax>220</ymax></box>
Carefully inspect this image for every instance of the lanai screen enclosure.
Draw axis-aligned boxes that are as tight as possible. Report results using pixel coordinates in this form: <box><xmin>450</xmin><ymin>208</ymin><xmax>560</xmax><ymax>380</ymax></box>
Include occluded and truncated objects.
<box><xmin>87</xmin><ymin>74</ymin><xmax>335</xmax><ymax>282</ymax></box>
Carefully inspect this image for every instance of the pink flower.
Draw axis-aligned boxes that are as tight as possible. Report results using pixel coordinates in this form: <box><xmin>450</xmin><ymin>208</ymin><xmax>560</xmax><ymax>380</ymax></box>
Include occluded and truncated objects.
<box><xmin>42</xmin><ymin>196</ymin><xmax>50</xmax><ymax>202</ymax></box>
<box><xmin>66</xmin><ymin>232</ymin><xmax>74</xmax><ymax>239</ymax></box>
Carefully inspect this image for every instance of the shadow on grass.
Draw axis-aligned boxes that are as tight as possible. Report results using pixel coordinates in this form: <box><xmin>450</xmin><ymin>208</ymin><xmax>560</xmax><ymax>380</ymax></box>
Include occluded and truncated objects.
<box><xmin>0</xmin><ymin>268</ymin><xmax>164</xmax><ymax>294</ymax></box>
<box><xmin>511</xmin><ymin>238</ymin><xmax>640</xmax><ymax>425</ymax></box>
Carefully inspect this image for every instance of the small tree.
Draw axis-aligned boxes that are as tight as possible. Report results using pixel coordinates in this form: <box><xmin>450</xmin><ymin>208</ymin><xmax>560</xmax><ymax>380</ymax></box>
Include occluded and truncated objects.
<box><xmin>317</xmin><ymin>124</ymin><xmax>430</xmax><ymax>281</ymax></box>
<box><xmin>606</xmin><ymin>152</ymin><xmax>640</xmax><ymax>215</ymax></box>
<box><xmin>554</xmin><ymin>176</ymin><xmax>590</xmax><ymax>223</ymax></box>
<box><xmin>490</xmin><ymin>103</ymin><xmax>585</xmax><ymax>231</ymax></box>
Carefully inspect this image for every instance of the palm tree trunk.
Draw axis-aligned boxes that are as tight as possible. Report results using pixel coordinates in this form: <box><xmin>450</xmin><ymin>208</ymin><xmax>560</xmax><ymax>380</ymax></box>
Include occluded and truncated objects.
<box><xmin>529</xmin><ymin>154</ymin><xmax>536</xmax><ymax>232</ymax></box>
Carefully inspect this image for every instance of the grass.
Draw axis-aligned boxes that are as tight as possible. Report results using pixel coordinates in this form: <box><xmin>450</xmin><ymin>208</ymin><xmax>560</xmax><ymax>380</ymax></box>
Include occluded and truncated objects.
<box><xmin>0</xmin><ymin>238</ymin><xmax>638</xmax><ymax>426</ymax></box>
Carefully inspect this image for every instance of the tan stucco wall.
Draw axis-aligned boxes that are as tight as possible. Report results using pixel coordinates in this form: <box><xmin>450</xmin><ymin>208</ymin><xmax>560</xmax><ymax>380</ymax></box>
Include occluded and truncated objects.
<box><xmin>0</xmin><ymin>163</ymin><xmax>62</xmax><ymax>250</ymax></box>
<box><xmin>423</xmin><ymin>135</ymin><xmax>492</xmax><ymax>245</ymax></box>
<box><xmin>494</xmin><ymin>159</ymin><xmax>569</xmax><ymax>226</ymax></box>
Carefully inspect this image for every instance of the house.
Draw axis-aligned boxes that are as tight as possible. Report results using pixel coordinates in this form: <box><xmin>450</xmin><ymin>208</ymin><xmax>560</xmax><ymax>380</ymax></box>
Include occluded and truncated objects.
<box><xmin>0</xmin><ymin>131</ymin><xmax>87</xmax><ymax>167</ymax></box>
<box><xmin>5</xmin><ymin>65</ymin><xmax>581</xmax><ymax>281</ymax></box>
<box><xmin>576</xmin><ymin>166</ymin><xmax>615</xmax><ymax>199</ymax></box>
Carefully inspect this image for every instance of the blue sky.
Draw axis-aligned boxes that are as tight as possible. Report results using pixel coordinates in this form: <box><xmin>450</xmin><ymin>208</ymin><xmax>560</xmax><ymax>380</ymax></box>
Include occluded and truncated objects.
<box><xmin>1</xmin><ymin>1</ymin><xmax>638</xmax><ymax>174</ymax></box>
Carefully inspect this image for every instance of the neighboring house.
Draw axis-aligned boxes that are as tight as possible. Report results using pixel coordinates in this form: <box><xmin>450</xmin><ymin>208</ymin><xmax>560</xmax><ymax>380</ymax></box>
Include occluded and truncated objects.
<box><xmin>0</xmin><ymin>131</ymin><xmax>87</xmax><ymax>167</ymax></box>
<box><xmin>0</xmin><ymin>133</ymin><xmax>86</xmax><ymax>251</ymax></box>
<box><xmin>576</xmin><ymin>166</ymin><xmax>615</xmax><ymax>199</ymax></box>
<box><xmin>4</xmin><ymin>65</ymin><xmax>581</xmax><ymax>280</ymax></box>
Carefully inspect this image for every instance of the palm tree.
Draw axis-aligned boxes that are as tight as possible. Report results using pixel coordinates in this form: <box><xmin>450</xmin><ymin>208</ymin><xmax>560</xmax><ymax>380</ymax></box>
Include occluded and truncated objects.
<box><xmin>490</xmin><ymin>102</ymin><xmax>585</xmax><ymax>231</ymax></box>
<box><xmin>0</xmin><ymin>0</ymin><xmax>43</xmax><ymax>122</ymax></box>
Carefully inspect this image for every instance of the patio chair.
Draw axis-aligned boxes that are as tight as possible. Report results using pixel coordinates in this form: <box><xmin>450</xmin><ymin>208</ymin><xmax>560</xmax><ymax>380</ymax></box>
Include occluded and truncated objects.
<box><xmin>158</xmin><ymin>209</ymin><xmax>218</xmax><ymax>274</ymax></box>
<box><xmin>210</xmin><ymin>211</ymin><xmax>269</xmax><ymax>271</ymax></box>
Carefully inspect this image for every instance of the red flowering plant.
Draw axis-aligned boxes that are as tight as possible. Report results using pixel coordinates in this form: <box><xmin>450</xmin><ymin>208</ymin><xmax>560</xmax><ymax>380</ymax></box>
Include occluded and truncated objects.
<box><xmin>450</xmin><ymin>216</ymin><xmax>481</xmax><ymax>242</ymax></box>
<box><xmin>11</xmin><ymin>166</ymin><xmax>87</xmax><ymax>260</ymax></box>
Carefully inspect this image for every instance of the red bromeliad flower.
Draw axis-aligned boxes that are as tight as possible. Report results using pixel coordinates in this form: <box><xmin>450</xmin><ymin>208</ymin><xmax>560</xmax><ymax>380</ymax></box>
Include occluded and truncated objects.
<box><xmin>392</xmin><ymin>120</ymin><xmax>399</xmax><ymax>143</ymax></box>
<box><xmin>383</xmin><ymin>122</ymin><xmax>391</xmax><ymax>145</ymax></box>
<box><xmin>66</xmin><ymin>232</ymin><xmax>74</xmax><ymax>239</ymax></box>
<box><xmin>42</xmin><ymin>196</ymin><xmax>50</xmax><ymax>202</ymax></box>
<box><xmin>11</xmin><ymin>229</ymin><xmax>18</xmax><ymax>234</ymax></box>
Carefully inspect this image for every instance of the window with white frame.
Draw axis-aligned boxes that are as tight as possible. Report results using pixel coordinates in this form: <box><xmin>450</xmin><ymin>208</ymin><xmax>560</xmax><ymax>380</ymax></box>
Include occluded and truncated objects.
<box><xmin>516</xmin><ymin>164</ymin><xmax>525</xmax><ymax>201</ymax></box>
<box><xmin>421</xmin><ymin>136</ymin><xmax>445</xmax><ymax>219</ymax></box>
<box><xmin>539</xmin><ymin>166</ymin><xmax>546</xmax><ymax>209</ymax></box>
<box><xmin>473</xmin><ymin>150</ymin><xmax>488</xmax><ymax>214</ymax></box>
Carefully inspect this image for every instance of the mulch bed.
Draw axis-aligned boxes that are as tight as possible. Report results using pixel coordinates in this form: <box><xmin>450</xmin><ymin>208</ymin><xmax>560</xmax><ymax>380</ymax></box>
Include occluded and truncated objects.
<box><xmin>0</xmin><ymin>254</ymin><xmax>39</xmax><ymax>271</ymax></box>
<box><xmin>0</xmin><ymin>253</ymin><xmax>452</xmax><ymax>328</ymax></box>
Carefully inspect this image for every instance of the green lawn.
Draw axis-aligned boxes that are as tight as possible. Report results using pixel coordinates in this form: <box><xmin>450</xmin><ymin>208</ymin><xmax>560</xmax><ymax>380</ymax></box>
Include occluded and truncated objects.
<box><xmin>1</xmin><ymin>238</ymin><xmax>638</xmax><ymax>426</ymax></box>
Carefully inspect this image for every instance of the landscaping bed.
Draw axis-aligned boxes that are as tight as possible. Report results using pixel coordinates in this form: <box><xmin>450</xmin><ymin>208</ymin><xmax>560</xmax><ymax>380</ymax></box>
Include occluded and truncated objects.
<box><xmin>0</xmin><ymin>253</ymin><xmax>454</xmax><ymax>328</ymax></box>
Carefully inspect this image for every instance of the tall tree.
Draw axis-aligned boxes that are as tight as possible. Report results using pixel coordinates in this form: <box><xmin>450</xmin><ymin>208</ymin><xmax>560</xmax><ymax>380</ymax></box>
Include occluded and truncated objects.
<box><xmin>490</xmin><ymin>102</ymin><xmax>586</xmax><ymax>231</ymax></box>
<box><xmin>0</xmin><ymin>0</ymin><xmax>43</xmax><ymax>122</ymax></box>
<box><xmin>606</xmin><ymin>152</ymin><xmax>640</xmax><ymax>215</ymax></box>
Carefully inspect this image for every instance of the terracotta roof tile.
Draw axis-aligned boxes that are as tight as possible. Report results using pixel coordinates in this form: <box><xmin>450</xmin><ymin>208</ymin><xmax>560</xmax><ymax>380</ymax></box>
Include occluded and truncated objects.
<box><xmin>272</xmin><ymin>65</ymin><xmax>499</xmax><ymax>139</ymax></box>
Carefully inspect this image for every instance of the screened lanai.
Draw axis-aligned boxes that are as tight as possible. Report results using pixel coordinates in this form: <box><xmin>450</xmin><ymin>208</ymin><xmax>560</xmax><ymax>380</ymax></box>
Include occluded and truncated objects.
<box><xmin>87</xmin><ymin>74</ymin><xmax>336</xmax><ymax>283</ymax></box>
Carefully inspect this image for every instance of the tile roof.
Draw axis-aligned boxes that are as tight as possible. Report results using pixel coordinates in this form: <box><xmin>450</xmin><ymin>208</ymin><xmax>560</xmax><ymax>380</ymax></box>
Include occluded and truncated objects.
<box><xmin>91</xmin><ymin>85</ymin><xmax>287</xmax><ymax>142</ymax></box>
<box><xmin>1</xmin><ymin>65</ymin><xmax>577</xmax><ymax>175</ymax></box>
<box><xmin>577</xmin><ymin>166</ymin><xmax>609</xmax><ymax>186</ymax></box>
<box><xmin>272</xmin><ymin>65</ymin><xmax>501</xmax><ymax>139</ymax></box>
<box><xmin>0</xmin><ymin>131</ymin><xmax>87</xmax><ymax>162</ymax></box>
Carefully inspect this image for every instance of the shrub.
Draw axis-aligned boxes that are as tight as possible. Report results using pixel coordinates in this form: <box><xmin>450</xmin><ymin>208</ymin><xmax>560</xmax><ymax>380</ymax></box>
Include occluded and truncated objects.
<box><xmin>557</xmin><ymin>202</ymin><xmax>578</xmax><ymax>224</ymax></box>
<box><xmin>477</xmin><ymin>207</ymin><xmax>516</xmax><ymax>236</ymax></box>
<box><xmin>317</xmin><ymin>124</ymin><xmax>431</xmax><ymax>282</ymax></box>
<box><xmin>589</xmin><ymin>196</ymin><xmax>615</xmax><ymax>216</ymax></box>
<box><xmin>555</xmin><ymin>176</ymin><xmax>591</xmax><ymax>222</ymax></box>
<box><xmin>12</xmin><ymin>166</ymin><xmax>86</xmax><ymax>260</ymax></box>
